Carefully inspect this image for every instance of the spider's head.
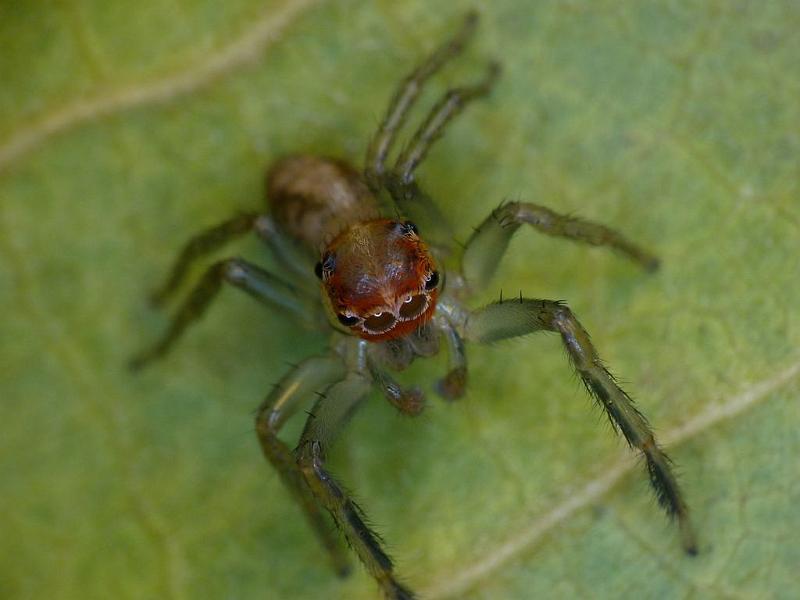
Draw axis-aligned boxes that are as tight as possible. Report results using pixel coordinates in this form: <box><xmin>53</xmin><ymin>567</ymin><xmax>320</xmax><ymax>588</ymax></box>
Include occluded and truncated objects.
<box><xmin>315</xmin><ymin>219</ymin><xmax>440</xmax><ymax>341</ymax></box>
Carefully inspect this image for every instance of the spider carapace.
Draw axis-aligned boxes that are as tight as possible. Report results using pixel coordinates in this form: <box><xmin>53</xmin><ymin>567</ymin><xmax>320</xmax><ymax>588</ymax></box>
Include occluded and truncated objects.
<box><xmin>132</xmin><ymin>13</ymin><xmax>697</xmax><ymax>600</ymax></box>
<box><xmin>268</xmin><ymin>155</ymin><xmax>440</xmax><ymax>341</ymax></box>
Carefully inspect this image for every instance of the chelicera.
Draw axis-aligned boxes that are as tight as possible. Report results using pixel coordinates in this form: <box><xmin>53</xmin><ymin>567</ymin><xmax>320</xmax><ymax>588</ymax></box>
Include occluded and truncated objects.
<box><xmin>132</xmin><ymin>13</ymin><xmax>696</xmax><ymax>599</ymax></box>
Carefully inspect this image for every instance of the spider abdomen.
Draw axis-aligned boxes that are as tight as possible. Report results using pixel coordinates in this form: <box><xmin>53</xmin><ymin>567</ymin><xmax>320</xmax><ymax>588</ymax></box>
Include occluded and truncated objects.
<box><xmin>266</xmin><ymin>155</ymin><xmax>379</xmax><ymax>252</ymax></box>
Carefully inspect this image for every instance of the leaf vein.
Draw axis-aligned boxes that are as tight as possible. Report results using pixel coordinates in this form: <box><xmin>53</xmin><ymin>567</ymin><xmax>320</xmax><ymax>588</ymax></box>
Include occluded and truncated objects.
<box><xmin>0</xmin><ymin>0</ymin><xmax>321</xmax><ymax>175</ymax></box>
<box><xmin>422</xmin><ymin>358</ymin><xmax>800</xmax><ymax>599</ymax></box>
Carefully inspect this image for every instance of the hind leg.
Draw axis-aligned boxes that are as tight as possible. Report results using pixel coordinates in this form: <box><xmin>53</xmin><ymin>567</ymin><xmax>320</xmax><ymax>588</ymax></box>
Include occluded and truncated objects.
<box><xmin>364</xmin><ymin>12</ymin><xmax>479</xmax><ymax>189</ymax></box>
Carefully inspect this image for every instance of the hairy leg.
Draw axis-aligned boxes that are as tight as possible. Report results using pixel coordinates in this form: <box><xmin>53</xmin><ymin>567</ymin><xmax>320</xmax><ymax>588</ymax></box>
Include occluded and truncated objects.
<box><xmin>254</xmin><ymin>356</ymin><xmax>351</xmax><ymax>576</ymax></box>
<box><xmin>461</xmin><ymin>298</ymin><xmax>697</xmax><ymax>554</ymax></box>
<box><xmin>297</xmin><ymin>375</ymin><xmax>416</xmax><ymax>599</ymax></box>
<box><xmin>364</xmin><ymin>11</ymin><xmax>479</xmax><ymax>189</ymax></box>
<box><xmin>130</xmin><ymin>258</ymin><xmax>312</xmax><ymax>370</ymax></box>
<box><xmin>462</xmin><ymin>201</ymin><xmax>660</xmax><ymax>291</ymax></box>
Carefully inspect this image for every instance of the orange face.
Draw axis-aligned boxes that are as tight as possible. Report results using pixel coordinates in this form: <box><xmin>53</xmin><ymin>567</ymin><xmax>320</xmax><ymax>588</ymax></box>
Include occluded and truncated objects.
<box><xmin>316</xmin><ymin>219</ymin><xmax>439</xmax><ymax>341</ymax></box>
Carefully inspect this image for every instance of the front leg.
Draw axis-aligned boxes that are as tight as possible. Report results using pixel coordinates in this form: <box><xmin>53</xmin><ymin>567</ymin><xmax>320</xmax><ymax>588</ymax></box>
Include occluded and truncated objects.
<box><xmin>130</xmin><ymin>258</ymin><xmax>315</xmax><ymax>370</ymax></box>
<box><xmin>461</xmin><ymin>298</ymin><xmax>697</xmax><ymax>554</ymax></box>
<box><xmin>296</xmin><ymin>374</ymin><xmax>415</xmax><ymax>599</ymax></box>
<box><xmin>461</xmin><ymin>201</ymin><xmax>660</xmax><ymax>292</ymax></box>
<box><xmin>254</xmin><ymin>356</ymin><xmax>350</xmax><ymax>576</ymax></box>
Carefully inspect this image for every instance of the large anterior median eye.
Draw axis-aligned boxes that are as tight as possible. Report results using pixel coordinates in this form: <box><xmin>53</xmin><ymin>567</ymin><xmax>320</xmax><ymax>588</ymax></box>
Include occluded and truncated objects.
<box><xmin>363</xmin><ymin>312</ymin><xmax>397</xmax><ymax>333</ymax></box>
<box><xmin>398</xmin><ymin>294</ymin><xmax>428</xmax><ymax>320</ymax></box>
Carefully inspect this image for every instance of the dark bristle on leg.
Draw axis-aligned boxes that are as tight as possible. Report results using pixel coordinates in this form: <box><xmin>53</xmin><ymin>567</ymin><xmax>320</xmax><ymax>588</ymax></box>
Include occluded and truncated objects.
<box><xmin>296</xmin><ymin>379</ymin><xmax>418</xmax><ymax>598</ymax></box>
<box><xmin>463</xmin><ymin>299</ymin><xmax>698</xmax><ymax>555</ymax></box>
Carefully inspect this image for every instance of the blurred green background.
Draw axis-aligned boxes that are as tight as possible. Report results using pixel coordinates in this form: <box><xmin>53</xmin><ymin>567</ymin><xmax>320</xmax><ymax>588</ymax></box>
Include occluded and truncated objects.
<box><xmin>1</xmin><ymin>1</ymin><xmax>799</xmax><ymax>598</ymax></box>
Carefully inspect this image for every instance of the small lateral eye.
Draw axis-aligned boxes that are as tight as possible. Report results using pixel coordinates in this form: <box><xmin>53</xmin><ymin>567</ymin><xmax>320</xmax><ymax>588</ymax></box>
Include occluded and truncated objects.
<box><xmin>424</xmin><ymin>270</ymin><xmax>440</xmax><ymax>291</ymax></box>
<box><xmin>401</xmin><ymin>221</ymin><xmax>418</xmax><ymax>236</ymax></box>
<box><xmin>337</xmin><ymin>313</ymin><xmax>360</xmax><ymax>327</ymax></box>
<box><xmin>316</xmin><ymin>252</ymin><xmax>335</xmax><ymax>280</ymax></box>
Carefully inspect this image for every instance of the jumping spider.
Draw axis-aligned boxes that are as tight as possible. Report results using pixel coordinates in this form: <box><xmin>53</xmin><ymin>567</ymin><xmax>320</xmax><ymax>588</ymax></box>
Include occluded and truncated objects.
<box><xmin>132</xmin><ymin>13</ymin><xmax>697</xmax><ymax>600</ymax></box>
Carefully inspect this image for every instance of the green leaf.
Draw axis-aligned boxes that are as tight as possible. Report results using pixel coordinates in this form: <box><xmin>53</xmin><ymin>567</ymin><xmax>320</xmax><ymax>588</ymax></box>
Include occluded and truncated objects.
<box><xmin>2</xmin><ymin>1</ymin><xmax>799</xmax><ymax>598</ymax></box>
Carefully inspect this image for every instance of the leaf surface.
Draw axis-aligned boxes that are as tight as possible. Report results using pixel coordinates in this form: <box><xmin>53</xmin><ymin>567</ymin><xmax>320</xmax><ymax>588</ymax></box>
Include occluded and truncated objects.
<box><xmin>2</xmin><ymin>1</ymin><xmax>799</xmax><ymax>599</ymax></box>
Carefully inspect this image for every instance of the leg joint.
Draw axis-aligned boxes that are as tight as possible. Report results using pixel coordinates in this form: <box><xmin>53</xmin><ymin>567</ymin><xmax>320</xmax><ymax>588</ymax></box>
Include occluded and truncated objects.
<box><xmin>550</xmin><ymin>301</ymin><xmax>575</xmax><ymax>329</ymax></box>
<box><xmin>253</xmin><ymin>214</ymin><xmax>276</xmax><ymax>240</ymax></box>
<box><xmin>491</xmin><ymin>201</ymin><xmax>525</xmax><ymax>229</ymax></box>
<box><xmin>254</xmin><ymin>405</ymin><xmax>278</xmax><ymax>438</ymax></box>
<box><xmin>295</xmin><ymin>440</ymin><xmax>322</xmax><ymax>473</ymax></box>
<box><xmin>220</xmin><ymin>257</ymin><xmax>248</xmax><ymax>284</ymax></box>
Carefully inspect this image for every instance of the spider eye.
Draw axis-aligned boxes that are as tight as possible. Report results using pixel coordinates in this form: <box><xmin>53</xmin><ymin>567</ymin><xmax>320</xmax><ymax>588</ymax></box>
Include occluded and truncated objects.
<box><xmin>317</xmin><ymin>252</ymin><xmax>335</xmax><ymax>280</ymax></box>
<box><xmin>399</xmin><ymin>221</ymin><xmax>418</xmax><ymax>236</ymax></box>
<box><xmin>424</xmin><ymin>270</ymin><xmax>440</xmax><ymax>291</ymax></box>
<box><xmin>398</xmin><ymin>294</ymin><xmax>428</xmax><ymax>320</ymax></box>
<box><xmin>337</xmin><ymin>313</ymin><xmax>360</xmax><ymax>327</ymax></box>
<box><xmin>363</xmin><ymin>311</ymin><xmax>397</xmax><ymax>333</ymax></box>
